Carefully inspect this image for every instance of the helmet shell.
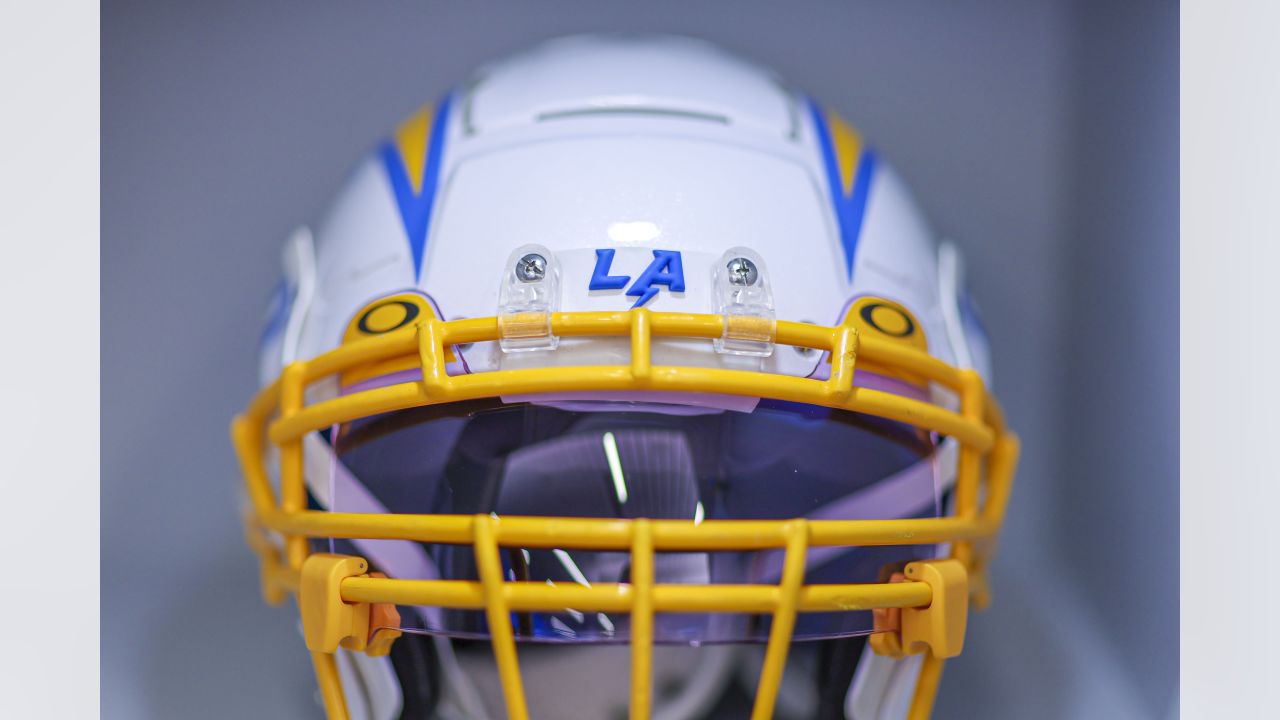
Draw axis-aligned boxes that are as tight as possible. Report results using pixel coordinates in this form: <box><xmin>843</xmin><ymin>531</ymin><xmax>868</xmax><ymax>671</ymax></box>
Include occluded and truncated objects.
<box><xmin>261</xmin><ymin>35</ymin><xmax>980</xmax><ymax>390</ymax></box>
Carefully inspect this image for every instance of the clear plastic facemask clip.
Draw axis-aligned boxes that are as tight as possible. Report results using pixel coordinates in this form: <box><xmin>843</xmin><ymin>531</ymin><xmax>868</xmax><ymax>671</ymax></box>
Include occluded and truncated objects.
<box><xmin>498</xmin><ymin>244</ymin><xmax>561</xmax><ymax>352</ymax></box>
<box><xmin>712</xmin><ymin>247</ymin><xmax>776</xmax><ymax>357</ymax></box>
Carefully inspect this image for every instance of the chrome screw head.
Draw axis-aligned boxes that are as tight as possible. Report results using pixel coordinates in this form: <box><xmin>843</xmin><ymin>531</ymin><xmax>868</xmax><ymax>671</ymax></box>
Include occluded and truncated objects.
<box><xmin>726</xmin><ymin>257</ymin><xmax>758</xmax><ymax>286</ymax></box>
<box><xmin>515</xmin><ymin>253</ymin><xmax>547</xmax><ymax>282</ymax></box>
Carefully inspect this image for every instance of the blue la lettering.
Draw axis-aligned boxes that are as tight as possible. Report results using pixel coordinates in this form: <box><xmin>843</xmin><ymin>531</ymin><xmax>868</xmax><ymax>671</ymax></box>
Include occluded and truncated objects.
<box><xmin>588</xmin><ymin>249</ymin><xmax>686</xmax><ymax>308</ymax></box>
<box><xmin>625</xmin><ymin>250</ymin><xmax>685</xmax><ymax>308</ymax></box>
<box><xmin>589</xmin><ymin>249</ymin><xmax>631</xmax><ymax>290</ymax></box>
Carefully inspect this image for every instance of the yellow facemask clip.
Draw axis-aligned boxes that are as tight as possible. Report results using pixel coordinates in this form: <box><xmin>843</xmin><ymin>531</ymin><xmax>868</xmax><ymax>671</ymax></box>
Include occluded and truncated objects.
<box><xmin>298</xmin><ymin>554</ymin><xmax>402</xmax><ymax>657</ymax></box>
<box><xmin>869</xmin><ymin>558</ymin><xmax>969</xmax><ymax>659</ymax></box>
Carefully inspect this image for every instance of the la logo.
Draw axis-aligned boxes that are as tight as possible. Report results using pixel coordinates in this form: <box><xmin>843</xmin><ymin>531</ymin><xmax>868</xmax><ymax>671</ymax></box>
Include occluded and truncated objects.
<box><xmin>589</xmin><ymin>249</ymin><xmax>686</xmax><ymax>308</ymax></box>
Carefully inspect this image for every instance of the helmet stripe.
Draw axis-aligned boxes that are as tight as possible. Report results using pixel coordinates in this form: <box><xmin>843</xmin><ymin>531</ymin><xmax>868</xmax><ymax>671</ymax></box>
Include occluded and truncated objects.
<box><xmin>808</xmin><ymin>99</ymin><xmax>878</xmax><ymax>282</ymax></box>
<box><xmin>380</xmin><ymin>93</ymin><xmax>453</xmax><ymax>281</ymax></box>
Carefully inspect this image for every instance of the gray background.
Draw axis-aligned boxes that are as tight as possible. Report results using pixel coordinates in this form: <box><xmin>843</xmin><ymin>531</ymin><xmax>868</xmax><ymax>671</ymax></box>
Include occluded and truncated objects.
<box><xmin>103</xmin><ymin>1</ymin><xmax>1177</xmax><ymax>718</ymax></box>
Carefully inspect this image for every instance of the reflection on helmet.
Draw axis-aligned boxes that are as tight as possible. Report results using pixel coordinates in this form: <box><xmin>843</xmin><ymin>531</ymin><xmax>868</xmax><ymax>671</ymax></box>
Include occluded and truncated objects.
<box><xmin>327</xmin><ymin>398</ymin><xmax>943</xmax><ymax>643</ymax></box>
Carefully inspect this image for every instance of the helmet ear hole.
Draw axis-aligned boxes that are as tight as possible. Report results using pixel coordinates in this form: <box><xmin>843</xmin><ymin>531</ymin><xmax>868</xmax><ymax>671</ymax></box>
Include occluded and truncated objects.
<box><xmin>388</xmin><ymin>631</ymin><xmax>442</xmax><ymax>719</ymax></box>
<box><xmin>816</xmin><ymin>636</ymin><xmax>869</xmax><ymax>720</ymax></box>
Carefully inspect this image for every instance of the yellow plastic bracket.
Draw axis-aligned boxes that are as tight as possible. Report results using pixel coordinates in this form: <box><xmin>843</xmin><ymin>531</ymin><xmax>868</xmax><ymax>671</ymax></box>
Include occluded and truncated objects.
<box><xmin>869</xmin><ymin>625</ymin><xmax>904</xmax><ymax>657</ymax></box>
<box><xmin>870</xmin><ymin>559</ymin><xmax>968</xmax><ymax>659</ymax></box>
<box><xmin>299</xmin><ymin>554</ymin><xmax>372</xmax><ymax>654</ymax></box>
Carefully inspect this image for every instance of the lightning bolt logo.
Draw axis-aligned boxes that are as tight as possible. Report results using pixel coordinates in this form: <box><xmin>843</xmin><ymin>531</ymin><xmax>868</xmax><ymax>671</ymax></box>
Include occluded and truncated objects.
<box><xmin>589</xmin><ymin>249</ymin><xmax>686</xmax><ymax>308</ymax></box>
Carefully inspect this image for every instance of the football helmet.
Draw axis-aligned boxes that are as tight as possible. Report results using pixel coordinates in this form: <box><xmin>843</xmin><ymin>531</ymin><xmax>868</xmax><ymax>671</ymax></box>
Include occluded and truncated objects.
<box><xmin>234</xmin><ymin>34</ymin><xmax>1017</xmax><ymax>720</ymax></box>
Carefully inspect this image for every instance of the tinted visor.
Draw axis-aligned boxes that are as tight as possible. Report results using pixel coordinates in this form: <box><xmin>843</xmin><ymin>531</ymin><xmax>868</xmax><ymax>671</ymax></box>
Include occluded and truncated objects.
<box><xmin>326</xmin><ymin>397</ymin><xmax>943</xmax><ymax>643</ymax></box>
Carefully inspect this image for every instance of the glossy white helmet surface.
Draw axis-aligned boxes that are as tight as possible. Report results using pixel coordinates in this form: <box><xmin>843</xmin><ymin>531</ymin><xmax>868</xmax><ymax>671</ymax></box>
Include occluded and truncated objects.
<box><xmin>262</xmin><ymin>35</ymin><xmax>989</xmax><ymax>392</ymax></box>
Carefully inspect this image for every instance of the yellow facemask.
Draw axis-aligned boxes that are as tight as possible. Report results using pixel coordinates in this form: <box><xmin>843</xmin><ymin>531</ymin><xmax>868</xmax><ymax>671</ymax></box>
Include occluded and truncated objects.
<box><xmin>233</xmin><ymin>307</ymin><xmax>1017</xmax><ymax>720</ymax></box>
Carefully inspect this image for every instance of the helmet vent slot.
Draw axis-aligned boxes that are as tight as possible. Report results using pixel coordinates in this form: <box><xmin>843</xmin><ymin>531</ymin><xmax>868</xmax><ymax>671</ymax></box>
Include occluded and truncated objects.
<box><xmin>535</xmin><ymin>106</ymin><xmax>730</xmax><ymax>125</ymax></box>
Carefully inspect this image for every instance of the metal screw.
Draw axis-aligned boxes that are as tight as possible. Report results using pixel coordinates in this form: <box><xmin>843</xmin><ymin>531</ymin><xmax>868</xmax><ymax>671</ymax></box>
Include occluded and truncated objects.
<box><xmin>515</xmin><ymin>253</ymin><xmax>547</xmax><ymax>282</ymax></box>
<box><xmin>726</xmin><ymin>257</ymin><xmax>758</xmax><ymax>286</ymax></box>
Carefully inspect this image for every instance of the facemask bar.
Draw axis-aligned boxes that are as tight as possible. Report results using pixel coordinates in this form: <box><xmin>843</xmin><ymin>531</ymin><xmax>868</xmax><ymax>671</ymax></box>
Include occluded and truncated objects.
<box><xmin>232</xmin><ymin>308</ymin><xmax>1018</xmax><ymax>720</ymax></box>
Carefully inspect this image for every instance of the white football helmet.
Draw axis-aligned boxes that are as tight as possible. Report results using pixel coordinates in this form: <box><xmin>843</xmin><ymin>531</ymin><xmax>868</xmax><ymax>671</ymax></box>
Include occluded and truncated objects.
<box><xmin>235</xmin><ymin>34</ymin><xmax>1017</xmax><ymax>720</ymax></box>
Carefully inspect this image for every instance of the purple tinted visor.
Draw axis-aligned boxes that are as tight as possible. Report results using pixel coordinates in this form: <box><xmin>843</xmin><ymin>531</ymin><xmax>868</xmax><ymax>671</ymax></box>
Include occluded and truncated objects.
<box><xmin>324</xmin><ymin>396</ymin><xmax>944</xmax><ymax>644</ymax></box>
